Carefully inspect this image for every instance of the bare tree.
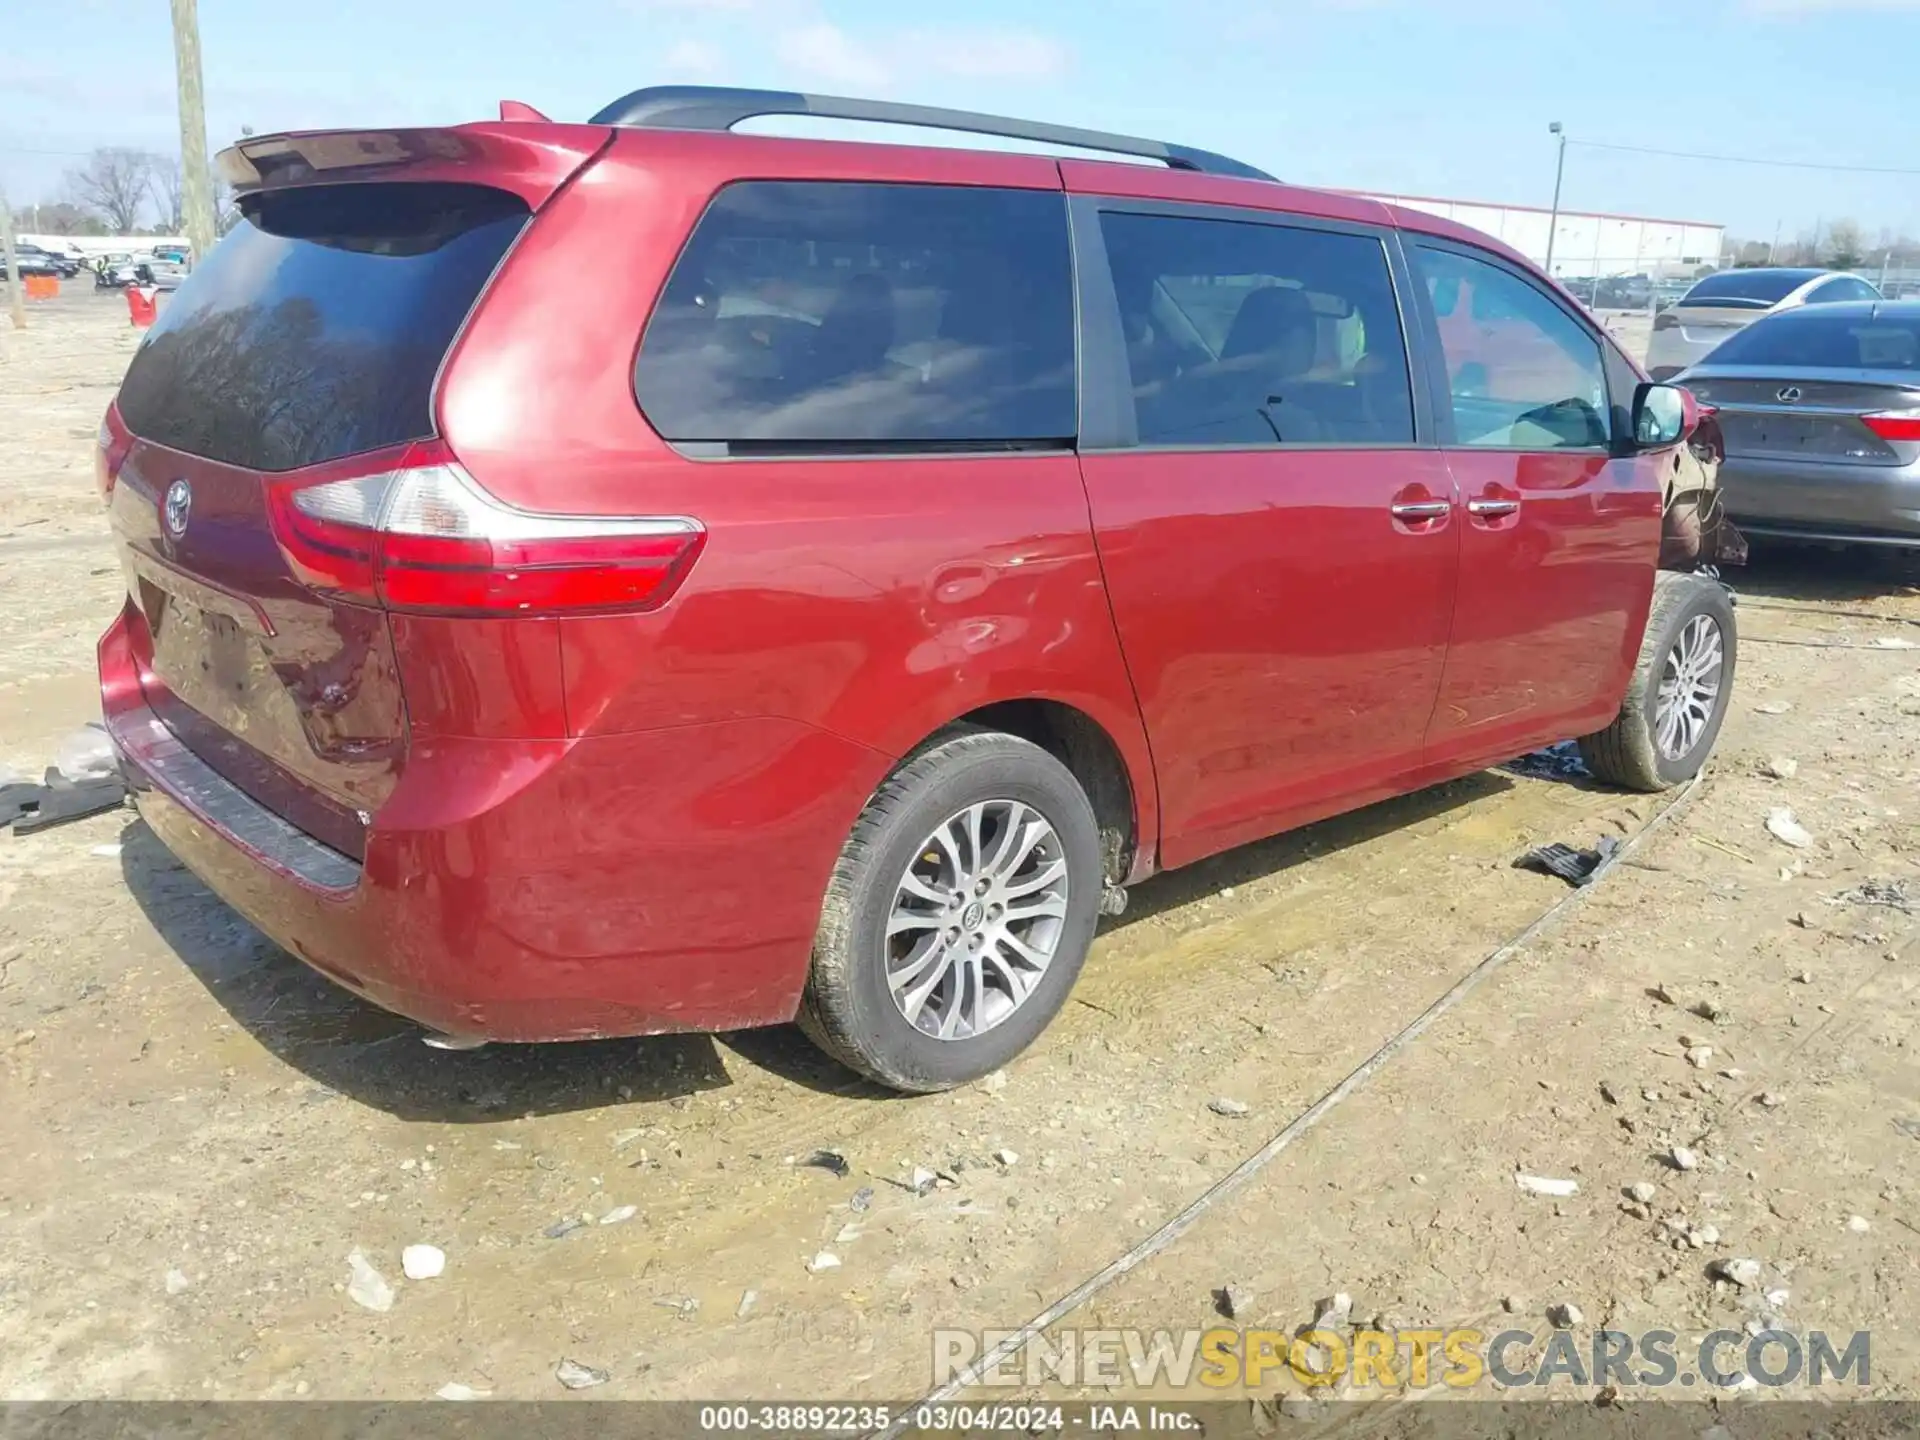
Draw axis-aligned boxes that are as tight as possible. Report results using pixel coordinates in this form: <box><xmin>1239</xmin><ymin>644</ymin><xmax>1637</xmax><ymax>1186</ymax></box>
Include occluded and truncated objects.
<box><xmin>150</xmin><ymin>157</ymin><xmax>185</xmax><ymax>232</ymax></box>
<box><xmin>1823</xmin><ymin>217</ymin><xmax>1864</xmax><ymax>271</ymax></box>
<box><xmin>28</xmin><ymin>202</ymin><xmax>106</xmax><ymax>236</ymax></box>
<box><xmin>66</xmin><ymin>148</ymin><xmax>158</xmax><ymax>233</ymax></box>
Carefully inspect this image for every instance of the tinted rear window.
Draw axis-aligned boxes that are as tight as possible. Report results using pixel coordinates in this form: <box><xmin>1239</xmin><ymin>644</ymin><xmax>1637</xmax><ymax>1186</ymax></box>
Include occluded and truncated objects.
<box><xmin>1682</xmin><ymin>270</ymin><xmax>1821</xmax><ymax>306</ymax></box>
<box><xmin>1708</xmin><ymin>313</ymin><xmax>1920</xmax><ymax>370</ymax></box>
<box><xmin>117</xmin><ymin>182</ymin><xmax>528</xmax><ymax>472</ymax></box>
<box><xmin>634</xmin><ymin>181</ymin><xmax>1075</xmax><ymax>450</ymax></box>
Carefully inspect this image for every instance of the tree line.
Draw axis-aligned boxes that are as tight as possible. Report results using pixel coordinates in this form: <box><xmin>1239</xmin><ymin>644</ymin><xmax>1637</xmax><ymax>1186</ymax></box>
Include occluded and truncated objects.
<box><xmin>27</xmin><ymin>147</ymin><xmax>230</xmax><ymax>236</ymax></box>
<box><xmin>1721</xmin><ymin>218</ymin><xmax>1918</xmax><ymax>274</ymax></box>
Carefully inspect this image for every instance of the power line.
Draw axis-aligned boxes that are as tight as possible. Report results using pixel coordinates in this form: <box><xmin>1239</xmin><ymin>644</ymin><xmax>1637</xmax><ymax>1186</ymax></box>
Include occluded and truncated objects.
<box><xmin>1570</xmin><ymin>137</ymin><xmax>1920</xmax><ymax>177</ymax></box>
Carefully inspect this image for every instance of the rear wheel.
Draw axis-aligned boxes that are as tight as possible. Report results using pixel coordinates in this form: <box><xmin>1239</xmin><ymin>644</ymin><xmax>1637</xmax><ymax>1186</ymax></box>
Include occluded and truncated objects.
<box><xmin>798</xmin><ymin>729</ymin><xmax>1103</xmax><ymax>1092</ymax></box>
<box><xmin>1578</xmin><ymin>571</ymin><xmax>1737</xmax><ymax>791</ymax></box>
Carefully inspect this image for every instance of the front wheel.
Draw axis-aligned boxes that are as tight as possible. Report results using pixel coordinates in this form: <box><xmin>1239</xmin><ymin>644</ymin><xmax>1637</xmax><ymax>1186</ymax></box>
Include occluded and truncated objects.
<box><xmin>798</xmin><ymin>729</ymin><xmax>1103</xmax><ymax>1093</ymax></box>
<box><xmin>1578</xmin><ymin>571</ymin><xmax>1737</xmax><ymax>791</ymax></box>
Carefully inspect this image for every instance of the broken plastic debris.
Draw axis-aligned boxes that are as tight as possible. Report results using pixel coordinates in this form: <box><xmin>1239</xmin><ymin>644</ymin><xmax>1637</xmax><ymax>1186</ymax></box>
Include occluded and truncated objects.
<box><xmin>1765</xmin><ymin>808</ymin><xmax>1814</xmax><ymax>850</ymax></box>
<box><xmin>555</xmin><ymin>1358</ymin><xmax>609</xmax><ymax>1390</ymax></box>
<box><xmin>1512</xmin><ymin>836</ymin><xmax>1621</xmax><ymax>887</ymax></box>
<box><xmin>402</xmin><ymin>1244</ymin><xmax>445</xmax><ymax>1280</ymax></box>
<box><xmin>436</xmin><ymin>1382</ymin><xmax>491</xmax><ymax>1401</ymax></box>
<box><xmin>1514</xmin><ymin>1173</ymin><xmax>1580</xmax><ymax>1198</ymax></box>
<box><xmin>346</xmin><ymin>1250</ymin><xmax>395</xmax><ymax>1312</ymax></box>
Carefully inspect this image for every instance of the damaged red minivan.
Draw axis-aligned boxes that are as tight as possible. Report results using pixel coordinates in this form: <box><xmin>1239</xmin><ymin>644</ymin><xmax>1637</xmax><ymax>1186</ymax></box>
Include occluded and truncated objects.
<box><xmin>99</xmin><ymin>87</ymin><xmax>1738</xmax><ymax>1091</ymax></box>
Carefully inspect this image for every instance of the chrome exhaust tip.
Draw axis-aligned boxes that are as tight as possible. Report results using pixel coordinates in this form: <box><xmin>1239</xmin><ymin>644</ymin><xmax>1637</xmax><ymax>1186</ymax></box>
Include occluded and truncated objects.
<box><xmin>421</xmin><ymin>1032</ymin><xmax>489</xmax><ymax>1051</ymax></box>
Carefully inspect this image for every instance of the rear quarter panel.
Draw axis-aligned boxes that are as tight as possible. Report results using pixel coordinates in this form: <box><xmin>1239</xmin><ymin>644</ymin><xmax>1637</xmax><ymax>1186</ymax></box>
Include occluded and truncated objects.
<box><xmin>430</xmin><ymin>133</ymin><xmax>1159</xmax><ymax>1014</ymax></box>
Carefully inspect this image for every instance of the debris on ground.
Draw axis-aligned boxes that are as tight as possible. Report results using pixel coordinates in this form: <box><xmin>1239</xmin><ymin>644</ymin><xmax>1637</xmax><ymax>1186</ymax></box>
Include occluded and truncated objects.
<box><xmin>1217</xmin><ymin>1282</ymin><xmax>1255</xmax><ymax>1320</ymax></box>
<box><xmin>1515</xmin><ymin>1173</ymin><xmax>1579</xmax><ymax>1198</ymax></box>
<box><xmin>436</xmin><ymin>1382</ymin><xmax>491</xmax><ymax>1401</ymax></box>
<box><xmin>164</xmin><ymin>1268</ymin><xmax>191</xmax><ymax>1296</ymax></box>
<box><xmin>1847</xmin><ymin>1214</ymin><xmax>1871</xmax><ymax>1233</ymax></box>
<box><xmin>1754</xmin><ymin>699</ymin><xmax>1793</xmax><ymax>715</ymax></box>
<box><xmin>1669</xmin><ymin>1146</ymin><xmax>1700</xmax><ymax>1171</ymax></box>
<box><xmin>554</xmin><ymin>1358</ymin><xmax>609</xmax><ymax>1391</ymax></box>
<box><xmin>1547</xmin><ymin>1301</ymin><xmax>1584</xmax><ymax>1328</ymax></box>
<box><xmin>1765</xmin><ymin>808</ymin><xmax>1814</xmax><ymax>850</ymax></box>
<box><xmin>653</xmin><ymin>1295</ymin><xmax>699</xmax><ymax>1319</ymax></box>
<box><xmin>799</xmin><ymin>1149</ymin><xmax>851</xmax><ymax>1178</ymax></box>
<box><xmin>1710</xmin><ymin>1257</ymin><xmax>1763</xmax><ymax>1289</ymax></box>
<box><xmin>807</xmin><ymin>1251</ymin><xmax>841</xmax><ymax>1273</ymax></box>
<box><xmin>598</xmin><ymin>1205</ymin><xmax>638</xmax><ymax>1226</ymax></box>
<box><xmin>737</xmin><ymin>1289</ymin><xmax>758</xmax><ymax>1319</ymax></box>
<box><xmin>1627</xmin><ymin>1182</ymin><xmax>1658</xmax><ymax>1204</ymax></box>
<box><xmin>993</xmin><ymin>1148</ymin><xmax>1019</xmax><ymax>1167</ymax></box>
<box><xmin>1311</xmin><ymin>1293</ymin><xmax>1353</xmax><ymax>1330</ymax></box>
<box><xmin>542</xmin><ymin>1217</ymin><xmax>586</xmax><ymax>1240</ymax></box>
<box><xmin>1512</xmin><ymin>836</ymin><xmax>1620</xmax><ymax>887</ymax></box>
<box><xmin>900</xmin><ymin>1167</ymin><xmax>940</xmax><ymax>1196</ymax></box>
<box><xmin>1758</xmin><ymin>1092</ymin><xmax>1784</xmax><ymax>1109</ymax></box>
<box><xmin>1208</xmin><ymin>1097</ymin><xmax>1251</xmax><ymax>1118</ymax></box>
<box><xmin>1689</xmin><ymin>999</ymin><xmax>1727</xmax><ymax>1022</ymax></box>
<box><xmin>0</xmin><ymin>768</ymin><xmax>127</xmax><ymax>835</ymax></box>
<box><xmin>1685</xmin><ymin>1045</ymin><xmax>1714</xmax><ymax>1069</ymax></box>
<box><xmin>346</xmin><ymin>1250</ymin><xmax>395</xmax><ymax>1313</ymax></box>
<box><xmin>1825</xmin><ymin>879</ymin><xmax>1913</xmax><ymax>914</ymax></box>
<box><xmin>401</xmin><ymin>1244</ymin><xmax>445</xmax><ymax>1280</ymax></box>
<box><xmin>1761</xmin><ymin>757</ymin><xmax>1799</xmax><ymax>780</ymax></box>
<box><xmin>849</xmin><ymin>1186</ymin><xmax>874</xmax><ymax>1212</ymax></box>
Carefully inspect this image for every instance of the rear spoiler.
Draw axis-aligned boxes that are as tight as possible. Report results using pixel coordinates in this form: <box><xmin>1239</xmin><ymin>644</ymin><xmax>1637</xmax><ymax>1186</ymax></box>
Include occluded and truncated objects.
<box><xmin>215</xmin><ymin>124</ymin><xmax>612</xmax><ymax>208</ymax></box>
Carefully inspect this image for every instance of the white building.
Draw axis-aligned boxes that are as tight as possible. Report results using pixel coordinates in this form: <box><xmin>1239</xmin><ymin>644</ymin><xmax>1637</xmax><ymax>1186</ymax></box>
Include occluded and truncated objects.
<box><xmin>1355</xmin><ymin>192</ymin><xmax>1724</xmax><ymax>281</ymax></box>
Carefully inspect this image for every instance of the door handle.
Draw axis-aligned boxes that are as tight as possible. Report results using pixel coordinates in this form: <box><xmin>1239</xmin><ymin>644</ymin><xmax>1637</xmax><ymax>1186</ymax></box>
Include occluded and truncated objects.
<box><xmin>1467</xmin><ymin>497</ymin><xmax>1521</xmax><ymax>518</ymax></box>
<box><xmin>1390</xmin><ymin>500</ymin><xmax>1451</xmax><ymax>521</ymax></box>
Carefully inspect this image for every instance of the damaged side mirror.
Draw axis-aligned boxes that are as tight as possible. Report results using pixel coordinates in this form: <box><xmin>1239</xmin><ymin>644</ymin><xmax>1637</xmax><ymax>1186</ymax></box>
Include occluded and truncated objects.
<box><xmin>1632</xmin><ymin>381</ymin><xmax>1696</xmax><ymax>448</ymax></box>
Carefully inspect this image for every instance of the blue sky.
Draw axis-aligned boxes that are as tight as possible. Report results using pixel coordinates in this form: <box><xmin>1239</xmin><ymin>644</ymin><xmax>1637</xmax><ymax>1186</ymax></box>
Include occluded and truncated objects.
<box><xmin>4</xmin><ymin>0</ymin><xmax>1916</xmax><ymax>241</ymax></box>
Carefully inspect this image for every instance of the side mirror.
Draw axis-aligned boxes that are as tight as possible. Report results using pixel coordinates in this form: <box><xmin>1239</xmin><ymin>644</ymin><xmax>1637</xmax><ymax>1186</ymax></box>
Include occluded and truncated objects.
<box><xmin>1632</xmin><ymin>381</ymin><xmax>1697</xmax><ymax>447</ymax></box>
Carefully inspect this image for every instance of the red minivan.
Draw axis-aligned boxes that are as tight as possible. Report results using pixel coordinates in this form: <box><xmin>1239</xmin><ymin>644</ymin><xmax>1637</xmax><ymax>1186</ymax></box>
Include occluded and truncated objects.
<box><xmin>97</xmin><ymin>87</ymin><xmax>1737</xmax><ymax>1091</ymax></box>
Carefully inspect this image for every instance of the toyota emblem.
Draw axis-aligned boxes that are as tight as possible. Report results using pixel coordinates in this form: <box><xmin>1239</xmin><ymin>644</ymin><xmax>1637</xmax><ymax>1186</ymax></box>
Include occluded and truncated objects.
<box><xmin>1776</xmin><ymin>385</ymin><xmax>1803</xmax><ymax>404</ymax></box>
<box><xmin>162</xmin><ymin>479</ymin><xmax>192</xmax><ymax>539</ymax></box>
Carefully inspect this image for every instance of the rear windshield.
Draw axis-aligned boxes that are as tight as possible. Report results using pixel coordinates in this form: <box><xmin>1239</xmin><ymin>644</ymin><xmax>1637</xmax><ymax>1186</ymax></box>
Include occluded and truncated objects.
<box><xmin>1708</xmin><ymin>313</ymin><xmax>1920</xmax><ymax>370</ymax></box>
<box><xmin>1681</xmin><ymin>270</ymin><xmax>1821</xmax><ymax>307</ymax></box>
<box><xmin>117</xmin><ymin>182</ymin><xmax>528</xmax><ymax>472</ymax></box>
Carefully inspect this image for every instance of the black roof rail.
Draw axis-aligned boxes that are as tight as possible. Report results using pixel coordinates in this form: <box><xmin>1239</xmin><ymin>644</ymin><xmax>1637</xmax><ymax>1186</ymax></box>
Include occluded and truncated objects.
<box><xmin>587</xmin><ymin>85</ymin><xmax>1276</xmax><ymax>182</ymax></box>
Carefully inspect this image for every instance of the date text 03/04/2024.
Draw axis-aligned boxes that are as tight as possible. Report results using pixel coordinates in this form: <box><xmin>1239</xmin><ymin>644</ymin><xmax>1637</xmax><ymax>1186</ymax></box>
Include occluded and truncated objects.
<box><xmin>697</xmin><ymin>1403</ymin><xmax>1206</xmax><ymax>1432</ymax></box>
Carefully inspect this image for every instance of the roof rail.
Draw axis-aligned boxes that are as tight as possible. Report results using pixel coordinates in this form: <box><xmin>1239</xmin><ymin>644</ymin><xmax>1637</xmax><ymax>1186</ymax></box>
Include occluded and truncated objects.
<box><xmin>587</xmin><ymin>85</ymin><xmax>1276</xmax><ymax>182</ymax></box>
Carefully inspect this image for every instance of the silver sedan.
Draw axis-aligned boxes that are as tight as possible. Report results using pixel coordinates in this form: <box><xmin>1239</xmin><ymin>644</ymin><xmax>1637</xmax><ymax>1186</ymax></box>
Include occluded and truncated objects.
<box><xmin>1646</xmin><ymin>267</ymin><xmax>1880</xmax><ymax>380</ymax></box>
<box><xmin>1677</xmin><ymin>300</ymin><xmax>1920</xmax><ymax>548</ymax></box>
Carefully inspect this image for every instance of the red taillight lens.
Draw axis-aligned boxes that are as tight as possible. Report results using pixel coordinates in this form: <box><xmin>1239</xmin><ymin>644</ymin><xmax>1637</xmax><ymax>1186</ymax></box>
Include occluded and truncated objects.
<box><xmin>264</xmin><ymin>445</ymin><xmax>705</xmax><ymax>617</ymax></box>
<box><xmin>95</xmin><ymin>404</ymin><xmax>133</xmax><ymax>501</ymax></box>
<box><xmin>1863</xmin><ymin>413</ymin><xmax>1920</xmax><ymax>442</ymax></box>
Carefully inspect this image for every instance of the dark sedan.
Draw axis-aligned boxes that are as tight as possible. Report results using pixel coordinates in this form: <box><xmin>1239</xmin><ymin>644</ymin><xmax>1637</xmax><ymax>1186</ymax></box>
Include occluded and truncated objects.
<box><xmin>1677</xmin><ymin>300</ymin><xmax>1920</xmax><ymax>548</ymax></box>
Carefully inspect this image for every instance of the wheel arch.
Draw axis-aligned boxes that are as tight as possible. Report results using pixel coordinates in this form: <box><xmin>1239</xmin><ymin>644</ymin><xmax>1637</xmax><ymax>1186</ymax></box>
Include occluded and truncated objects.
<box><xmin>902</xmin><ymin>696</ymin><xmax>1159</xmax><ymax>886</ymax></box>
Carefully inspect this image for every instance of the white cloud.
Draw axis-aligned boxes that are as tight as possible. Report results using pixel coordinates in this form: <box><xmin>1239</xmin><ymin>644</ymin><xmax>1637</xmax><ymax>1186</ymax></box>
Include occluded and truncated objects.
<box><xmin>902</xmin><ymin>29</ymin><xmax>1073</xmax><ymax>82</ymax></box>
<box><xmin>660</xmin><ymin>37</ymin><xmax>726</xmax><ymax>79</ymax></box>
<box><xmin>776</xmin><ymin>22</ymin><xmax>1072</xmax><ymax>89</ymax></box>
<box><xmin>778</xmin><ymin>22</ymin><xmax>894</xmax><ymax>88</ymax></box>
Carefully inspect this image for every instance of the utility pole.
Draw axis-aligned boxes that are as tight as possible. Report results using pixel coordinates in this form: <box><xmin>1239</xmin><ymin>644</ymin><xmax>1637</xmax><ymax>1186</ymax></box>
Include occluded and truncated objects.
<box><xmin>169</xmin><ymin>0</ymin><xmax>219</xmax><ymax>265</ymax></box>
<box><xmin>1769</xmin><ymin>220</ymin><xmax>1781</xmax><ymax>265</ymax></box>
<box><xmin>0</xmin><ymin>192</ymin><xmax>24</xmax><ymax>330</ymax></box>
<box><xmin>1544</xmin><ymin>121</ymin><xmax>1567</xmax><ymax>278</ymax></box>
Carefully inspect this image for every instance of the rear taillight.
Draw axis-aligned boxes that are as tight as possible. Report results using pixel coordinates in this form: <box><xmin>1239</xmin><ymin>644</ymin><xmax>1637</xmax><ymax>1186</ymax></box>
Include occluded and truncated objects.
<box><xmin>265</xmin><ymin>442</ymin><xmax>705</xmax><ymax>616</ymax></box>
<box><xmin>95</xmin><ymin>404</ymin><xmax>133</xmax><ymax>501</ymax></box>
<box><xmin>1863</xmin><ymin>413</ymin><xmax>1920</xmax><ymax>442</ymax></box>
<box><xmin>1652</xmin><ymin>312</ymin><xmax>1678</xmax><ymax>332</ymax></box>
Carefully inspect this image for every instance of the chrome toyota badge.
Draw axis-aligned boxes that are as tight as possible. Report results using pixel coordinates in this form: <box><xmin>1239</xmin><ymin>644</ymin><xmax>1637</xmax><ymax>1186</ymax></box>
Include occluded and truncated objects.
<box><xmin>163</xmin><ymin>479</ymin><xmax>192</xmax><ymax>538</ymax></box>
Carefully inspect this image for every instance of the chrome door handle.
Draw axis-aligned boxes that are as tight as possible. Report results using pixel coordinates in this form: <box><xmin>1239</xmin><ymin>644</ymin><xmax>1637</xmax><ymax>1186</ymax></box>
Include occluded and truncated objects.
<box><xmin>1467</xmin><ymin>498</ymin><xmax>1521</xmax><ymax>518</ymax></box>
<box><xmin>1390</xmin><ymin>500</ymin><xmax>1451</xmax><ymax>520</ymax></box>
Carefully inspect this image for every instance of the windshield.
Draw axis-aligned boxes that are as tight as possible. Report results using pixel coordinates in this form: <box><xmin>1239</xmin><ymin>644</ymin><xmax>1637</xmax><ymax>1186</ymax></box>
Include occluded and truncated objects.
<box><xmin>1707</xmin><ymin>313</ymin><xmax>1920</xmax><ymax>371</ymax></box>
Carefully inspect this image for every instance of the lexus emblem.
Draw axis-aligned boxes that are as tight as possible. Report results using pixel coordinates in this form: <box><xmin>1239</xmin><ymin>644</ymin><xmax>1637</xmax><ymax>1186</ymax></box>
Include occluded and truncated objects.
<box><xmin>162</xmin><ymin>479</ymin><xmax>192</xmax><ymax>539</ymax></box>
<box><xmin>1776</xmin><ymin>385</ymin><xmax>1803</xmax><ymax>404</ymax></box>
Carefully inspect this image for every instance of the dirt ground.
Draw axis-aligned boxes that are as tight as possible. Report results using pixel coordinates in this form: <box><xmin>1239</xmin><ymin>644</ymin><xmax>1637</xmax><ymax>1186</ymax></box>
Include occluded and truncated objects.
<box><xmin>3</xmin><ymin>288</ymin><xmax>1918</xmax><ymax>1411</ymax></box>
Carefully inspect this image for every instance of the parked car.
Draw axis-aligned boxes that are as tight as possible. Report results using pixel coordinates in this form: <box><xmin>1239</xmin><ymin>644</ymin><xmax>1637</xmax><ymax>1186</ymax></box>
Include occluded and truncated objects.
<box><xmin>95</xmin><ymin>87</ymin><xmax>1738</xmax><ymax>1091</ymax></box>
<box><xmin>7</xmin><ymin>247</ymin><xmax>62</xmax><ymax>279</ymax></box>
<box><xmin>14</xmin><ymin>242</ymin><xmax>80</xmax><ymax>278</ymax></box>
<box><xmin>1646</xmin><ymin>267</ymin><xmax>1881</xmax><ymax>379</ymax></box>
<box><xmin>1677</xmin><ymin>299</ymin><xmax>1920</xmax><ymax>548</ymax></box>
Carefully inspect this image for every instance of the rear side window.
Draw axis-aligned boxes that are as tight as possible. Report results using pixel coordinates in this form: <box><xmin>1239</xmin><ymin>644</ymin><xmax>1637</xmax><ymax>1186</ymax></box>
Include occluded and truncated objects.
<box><xmin>117</xmin><ymin>183</ymin><xmax>527</xmax><ymax>473</ymax></box>
<box><xmin>1809</xmin><ymin>278</ymin><xmax>1879</xmax><ymax>304</ymax></box>
<box><xmin>1096</xmin><ymin>211</ymin><xmax>1414</xmax><ymax>447</ymax></box>
<box><xmin>1709</xmin><ymin>314</ymin><xmax>1920</xmax><ymax>370</ymax></box>
<box><xmin>634</xmin><ymin>182</ymin><xmax>1075</xmax><ymax>451</ymax></box>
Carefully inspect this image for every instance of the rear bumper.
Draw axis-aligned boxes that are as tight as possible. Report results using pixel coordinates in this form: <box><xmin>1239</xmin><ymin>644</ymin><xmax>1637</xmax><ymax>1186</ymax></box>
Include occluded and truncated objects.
<box><xmin>1719</xmin><ymin>454</ymin><xmax>1920</xmax><ymax>547</ymax></box>
<box><xmin>101</xmin><ymin>604</ymin><xmax>888</xmax><ymax>1041</ymax></box>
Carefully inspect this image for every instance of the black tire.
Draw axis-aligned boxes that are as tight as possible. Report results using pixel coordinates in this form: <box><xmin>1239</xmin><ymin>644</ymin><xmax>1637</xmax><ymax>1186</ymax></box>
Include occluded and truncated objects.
<box><xmin>797</xmin><ymin>728</ymin><xmax>1103</xmax><ymax>1093</ymax></box>
<box><xmin>1578</xmin><ymin>571</ymin><xmax>1737</xmax><ymax>792</ymax></box>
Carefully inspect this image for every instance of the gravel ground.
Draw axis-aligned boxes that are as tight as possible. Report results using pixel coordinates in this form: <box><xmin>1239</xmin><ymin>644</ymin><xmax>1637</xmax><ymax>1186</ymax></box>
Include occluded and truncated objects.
<box><xmin>3</xmin><ymin>288</ymin><xmax>1918</xmax><ymax>1411</ymax></box>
